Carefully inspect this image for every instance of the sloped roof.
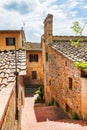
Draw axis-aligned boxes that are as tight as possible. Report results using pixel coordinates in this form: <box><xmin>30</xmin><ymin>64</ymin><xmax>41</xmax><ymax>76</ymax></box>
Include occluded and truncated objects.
<box><xmin>23</xmin><ymin>42</ymin><xmax>42</xmax><ymax>51</ymax></box>
<box><xmin>0</xmin><ymin>30</ymin><xmax>22</xmax><ymax>32</ymax></box>
<box><xmin>49</xmin><ymin>40</ymin><xmax>87</xmax><ymax>62</ymax></box>
<box><xmin>0</xmin><ymin>49</ymin><xmax>26</xmax><ymax>91</ymax></box>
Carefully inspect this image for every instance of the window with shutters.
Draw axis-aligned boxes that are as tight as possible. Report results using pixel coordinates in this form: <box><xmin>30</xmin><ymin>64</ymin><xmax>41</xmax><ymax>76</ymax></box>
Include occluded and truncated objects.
<box><xmin>32</xmin><ymin>71</ymin><xmax>37</xmax><ymax>79</ymax></box>
<box><xmin>29</xmin><ymin>54</ymin><xmax>38</xmax><ymax>62</ymax></box>
<box><xmin>6</xmin><ymin>38</ymin><xmax>15</xmax><ymax>46</ymax></box>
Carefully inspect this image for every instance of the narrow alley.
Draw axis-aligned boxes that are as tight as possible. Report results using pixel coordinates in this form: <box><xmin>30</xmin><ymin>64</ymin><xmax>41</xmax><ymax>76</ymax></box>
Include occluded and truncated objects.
<box><xmin>21</xmin><ymin>87</ymin><xmax>87</xmax><ymax>130</ymax></box>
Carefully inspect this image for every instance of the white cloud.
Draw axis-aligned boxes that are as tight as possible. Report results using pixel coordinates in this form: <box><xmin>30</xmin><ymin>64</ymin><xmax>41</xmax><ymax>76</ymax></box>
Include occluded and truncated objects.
<box><xmin>83</xmin><ymin>5</ymin><xmax>87</xmax><ymax>9</ymax></box>
<box><xmin>0</xmin><ymin>0</ymin><xmax>87</xmax><ymax>42</ymax></box>
<box><xmin>68</xmin><ymin>0</ymin><xmax>79</xmax><ymax>9</ymax></box>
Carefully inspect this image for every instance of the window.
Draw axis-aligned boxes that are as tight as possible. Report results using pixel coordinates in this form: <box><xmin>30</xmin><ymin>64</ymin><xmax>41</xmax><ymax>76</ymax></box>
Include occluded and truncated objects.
<box><xmin>69</xmin><ymin>77</ymin><xmax>72</xmax><ymax>90</ymax></box>
<box><xmin>81</xmin><ymin>70</ymin><xmax>87</xmax><ymax>77</ymax></box>
<box><xmin>32</xmin><ymin>71</ymin><xmax>37</xmax><ymax>79</ymax></box>
<box><xmin>49</xmin><ymin>79</ymin><xmax>51</xmax><ymax>86</ymax></box>
<box><xmin>6</xmin><ymin>38</ymin><xmax>15</xmax><ymax>46</ymax></box>
<box><xmin>29</xmin><ymin>54</ymin><xmax>38</xmax><ymax>62</ymax></box>
<box><xmin>65</xmin><ymin>61</ymin><xmax>67</xmax><ymax>66</ymax></box>
<box><xmin>46</xmin><ymin>53</ymin><xmax>48</xmax><ymax>61</ymax></box>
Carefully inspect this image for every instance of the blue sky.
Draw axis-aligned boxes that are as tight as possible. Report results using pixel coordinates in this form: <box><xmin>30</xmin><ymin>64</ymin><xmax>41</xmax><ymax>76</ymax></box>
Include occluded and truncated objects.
<box><xmin>0</xmin><ymin>0</ymin><xmax>87</xmax><ymax>42</ymax></box>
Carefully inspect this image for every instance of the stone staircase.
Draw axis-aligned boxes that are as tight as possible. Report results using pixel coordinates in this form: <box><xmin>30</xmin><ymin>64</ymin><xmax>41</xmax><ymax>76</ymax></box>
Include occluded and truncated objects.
<box><xmin>22</xmin><ymin>87</ymin><xmax>87</xmax><ymax>130</ymax></box>
<box><xmin>25</xmin><ymin>87</ymin><xmax>38</xmax><ymax>96</ymax></box>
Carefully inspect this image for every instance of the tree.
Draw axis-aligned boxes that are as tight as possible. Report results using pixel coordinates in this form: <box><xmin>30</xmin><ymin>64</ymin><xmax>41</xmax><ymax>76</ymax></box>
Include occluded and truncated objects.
<box><xmin>71</xmin><ymin>21</ymin><xmax>87</xmax><ymax>70</ymax></box>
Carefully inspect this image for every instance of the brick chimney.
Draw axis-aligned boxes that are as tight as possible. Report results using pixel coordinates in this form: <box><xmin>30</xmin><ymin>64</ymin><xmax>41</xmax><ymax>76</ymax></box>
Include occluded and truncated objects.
<box><xmin>43</xmin><ymin>14</ymin><xmax>53</xmax><ymax>43</ymax></box>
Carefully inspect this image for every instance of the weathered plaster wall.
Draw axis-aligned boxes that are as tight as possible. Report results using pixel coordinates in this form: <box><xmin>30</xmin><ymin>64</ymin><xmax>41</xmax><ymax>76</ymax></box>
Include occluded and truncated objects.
<box><xmin>81</xmin><ymin>78</ymin><xmax>87</xmax><ymax>119</ymax></box>
<box><xmin>25</xmin><ymin>51</ymin><xmax>43</xmax><ymax>86</ymax></box>
<box><xmin>0</xmin><ymin>31</ymin><xmax>22</xmax><ymax>50</ymax></box>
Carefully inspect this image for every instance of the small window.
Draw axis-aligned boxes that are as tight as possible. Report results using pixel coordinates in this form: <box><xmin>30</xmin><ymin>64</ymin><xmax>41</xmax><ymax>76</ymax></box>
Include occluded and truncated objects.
<box><xmin>32</xmin><ymin>71</ymin><xmax>37</xmax><ymax>79</ymax></box>
<box><xmin>49</xmin><ymin>80</ymin><xmax>51</xmax><ymax>86</ymax></box>
<box><xmin>81</xmin><ymin>70</ymin><xmax>87</xmax><ymax>77</ymax></box>
<box><xmin>46</xmin><ymin>53</ymin><xmax>48</xmax><ymax>61</ymax></box>
<box><xmin>6</xmin><ymin>38</ymin><xmax>15</xmax><ymax>46</ymax></box>
<box><xmin>34</xmin><ymin>55</ymin><xmax>38</xmax><ymax>62</ymax></box>
<box><xmin>29</xmin><ymin>55</ymin><xmax>33</xmax><ymax>62</ymax></box>
<box><xmin>65</xmin><ymin>61</ymin><xmax>67</xmax><ymax>66</ymax></box>
<box><xmin>29</xmin><ymin>54</ymin><xmax>38</xmax><ymax>62</ymax></box>
<box><xmin>69</xmin><ymin>77</ymin><xmax>72</xmax><ymax>90</ymax></box>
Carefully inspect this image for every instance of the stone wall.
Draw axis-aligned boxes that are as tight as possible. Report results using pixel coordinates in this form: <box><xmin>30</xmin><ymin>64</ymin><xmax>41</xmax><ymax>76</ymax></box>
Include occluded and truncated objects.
<box><xmin>0</xmin><ymin>75</ymin><xmax>25</xmax><ymax>130</ymax></box>
<box><xmin>0</xmin><ymin>83</ymin><xmax>16</xmax><ymax>130</ymax></box>
<box><xmin>45</xmin><ymin>45</ymin><xmax>82</xmax><ymax>118</ymax></box>
<box><xmin>42</xmin><ymin>13</ymin><xmax>87</xmax><ymax>119</ymax></box>
<box><xmin>81</xmin><ymin>78</ymin><xmax>87</xmax><ymax>119</ymax></box>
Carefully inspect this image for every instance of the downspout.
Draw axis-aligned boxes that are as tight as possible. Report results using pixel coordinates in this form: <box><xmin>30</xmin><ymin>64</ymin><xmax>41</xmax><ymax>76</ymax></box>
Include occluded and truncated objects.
<box><xmin>14</xmin><ymin>39</ymin><xmax>19</xmax><ymax>120</ymax></box>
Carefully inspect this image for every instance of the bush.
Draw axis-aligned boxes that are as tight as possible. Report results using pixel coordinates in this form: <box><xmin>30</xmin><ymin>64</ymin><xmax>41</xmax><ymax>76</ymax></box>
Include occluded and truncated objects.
<box><xmin>35</xmin><ymin>90</ymin><xmax>43</xmax><ymax>98</ymax></box>
<box><xmin>34</xmin><ymin>94</ymin><xmax>41</xmax><ymax>103</ymax></box>
<box><xmin>72</xmin><ymin>112</ymin><xmax>80</xmax><ymax>120</ymax></box>
<box><xmin>34</xmin><ymin>86</ymin><xmax>44</xmax><ymax>104</ymax></box>
<box><xmin>47</xmin><ymin>98</ymin><xmax>54</xmax><ymax>106</ymax></box>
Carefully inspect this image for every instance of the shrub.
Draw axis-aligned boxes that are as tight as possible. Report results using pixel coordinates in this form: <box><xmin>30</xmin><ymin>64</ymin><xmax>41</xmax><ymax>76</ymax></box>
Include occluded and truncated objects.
<box><xmin>47</xmin><ymin>98</ymin><xmax>54</xmax><ymax>106</ymax></box>
<box><xmin>72</xmin><ymin>112</ymin><xmax>80</xmax><ymax>120</ymax></box>
<box><xmin>34</xmin><ymin>86</ymin><xmax>44</xmax><ymax>104</ymax></box>
<box><xmin>34</xmin><ymin>94</ymin><xmax>41</xmax><ymax>103</ymax></box>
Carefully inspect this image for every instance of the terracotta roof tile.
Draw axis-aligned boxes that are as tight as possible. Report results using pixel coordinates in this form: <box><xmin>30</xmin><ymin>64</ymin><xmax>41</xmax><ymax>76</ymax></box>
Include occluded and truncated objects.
<box><xmin>49</xmin><ymin>40</ymin><xmax>87</xmax><ymax>62</ymax></box>
<box><xmin>0</xmin><ymin>78</ymin><xmax>2</xmax><ymax>84</ymax></box>
<box><xmin>7</xmin><ymin>77</ymin><xmax>15</xmax><ymax>83</ymax></box>
<box><xmin>0</xmin><ymin>50</ymin><xmax>26</xmax><ymax>91</ymax></box>
<box><xmin>23</xmin><ymin>42</ymin><xmax>42</xmax><ymax>51</ymax></box>
<box><xmin>2</xmin><ymin>78</ymin><xmax>8</xmax><ymax>85</ymax></box>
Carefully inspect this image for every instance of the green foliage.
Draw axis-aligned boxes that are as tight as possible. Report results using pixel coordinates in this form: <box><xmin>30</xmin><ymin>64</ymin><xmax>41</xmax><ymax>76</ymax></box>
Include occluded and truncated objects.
<box><xmin>75</xmin><ymin>61</ymin><xmax>87</xmax><ymax>70</ymax></box>
<box><xmin>35</xmin><ymin>86</ymin><xmax>44</xmax><ymax>98</ymax></box>
<box><xmin>70</xmin><ymin>39</ymin><xmax>82</xmax><ymax>47</ymax></box>
<box><xmin>72</xmin><ymin>112</ymin><xmax>80</xmax><ymax>120</ymax></box>
<box><xmin>70</xmin><ymin>20</ymin><xmax>87</xmax><ymax>70</ymax></box>
<box><xmin>34</xmin><ymin>86</ymin><xmax>44</xmax><ymax>104</ymax></box>
<box><xmin>47</xmin><ymin>98</ymin><xmax>54</xmax><ymax>106</ymax></box>
<box><xmin>85</xmin><ymin>47</ymin><xmax>87</xmax><ymax>52</ymax></box>
<box><xmin>47</xmin><ymin>102</ymin><xmax>52</xmax><ymax>106</ymax></box>
<box><xmin>71</xmin><ymin>21</ymin><xmax>83</xmax><ymax>35</ymax></box>
<box><xmin>34</xmin><ymin>94</ymin><xmax>41</xmax><ymax>103</ymax></box>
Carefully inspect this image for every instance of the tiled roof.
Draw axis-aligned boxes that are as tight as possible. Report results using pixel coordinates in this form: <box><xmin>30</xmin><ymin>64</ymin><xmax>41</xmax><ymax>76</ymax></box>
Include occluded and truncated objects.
<box><xmin>0</xmin><ymin>50</ymin><xmax>26</xmax><ymax>91</ymax></box>
<box><xmin>49</xmin><ymin>40</ymin><xmax>87</xmax><ymax>62</ymax></box>
<box><xmin>23</xmin><ymin>42</ymin><xmax>42</xmax><ymax>51</ymax></box>
<box><xmin>0</xmin><ymin>30</ymin><xmax>23</xmax><ymax>32</ymax></box>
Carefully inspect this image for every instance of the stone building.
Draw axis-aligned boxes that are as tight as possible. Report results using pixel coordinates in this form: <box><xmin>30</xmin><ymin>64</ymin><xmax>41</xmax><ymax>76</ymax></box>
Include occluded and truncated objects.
<box><xmin>42</xmin><ymin>14</ymin><xmax>87</xmax><ymax>119</ymax></box>
<box><xmin>0</xmin><ymin>29</ymin><xmax>26</xmax><ymax>130</ymax></box>
<box><xmin>0</xmin><ymin>29</ymin><xmax>26</xmax><ymax>50</ymax></box>
<box><xmin>23</xmin><ymin>42</ymin><xmax>43</xmax><ymax>87</ymax></box>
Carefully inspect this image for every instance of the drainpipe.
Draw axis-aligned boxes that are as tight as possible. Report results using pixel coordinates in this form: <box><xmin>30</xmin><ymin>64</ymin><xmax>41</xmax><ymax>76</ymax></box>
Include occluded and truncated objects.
<box><xmin>14</xmin><ymin>39</ymin><xmax>19</xmax><ymax>120</ymax></box>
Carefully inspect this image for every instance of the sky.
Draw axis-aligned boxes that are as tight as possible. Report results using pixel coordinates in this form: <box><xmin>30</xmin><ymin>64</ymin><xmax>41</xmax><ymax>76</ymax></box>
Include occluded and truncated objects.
<box><xmin>0</xmin><ymin>0</ymin><xmax>87</xmax><ymax>42</ymax></box>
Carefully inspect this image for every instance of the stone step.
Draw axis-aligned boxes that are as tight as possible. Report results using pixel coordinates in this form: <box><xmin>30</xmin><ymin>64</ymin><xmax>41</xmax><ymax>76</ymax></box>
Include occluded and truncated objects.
<box><xmin>28</xmin><ymin>121</ymin><xmax>87</xmax><ymax>130</ymax></box>
<box><xmin>25</xmin><ymin>87</ymin><xmax>38</xmax><ymax>95</ymax></box>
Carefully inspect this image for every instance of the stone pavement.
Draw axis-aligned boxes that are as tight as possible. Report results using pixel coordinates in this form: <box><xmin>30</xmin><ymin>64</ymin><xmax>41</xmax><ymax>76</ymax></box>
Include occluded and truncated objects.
<box><xmin>21</xmin><ymin>93</ymin><xmax>87</xmax><ymax>130</ymax></box>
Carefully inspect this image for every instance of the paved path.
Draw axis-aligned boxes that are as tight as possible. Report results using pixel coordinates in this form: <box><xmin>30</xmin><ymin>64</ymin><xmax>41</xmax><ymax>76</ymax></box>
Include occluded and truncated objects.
<box><xmin>21</xmin><ymin>93</ymin><xmax>87</xmax><ymax>130</ymax></box>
